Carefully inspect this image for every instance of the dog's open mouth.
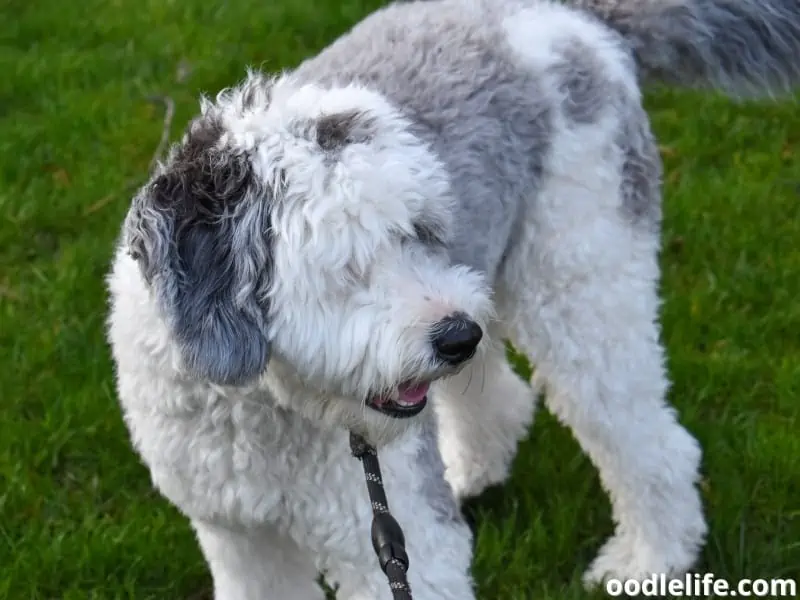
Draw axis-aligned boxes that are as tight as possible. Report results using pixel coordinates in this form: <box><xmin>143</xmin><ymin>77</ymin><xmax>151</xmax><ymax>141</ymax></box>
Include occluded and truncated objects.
<box><xmin>366</xmin><ymin>382</ymin><xmax>430</xmax><ymax>419</ymax></box>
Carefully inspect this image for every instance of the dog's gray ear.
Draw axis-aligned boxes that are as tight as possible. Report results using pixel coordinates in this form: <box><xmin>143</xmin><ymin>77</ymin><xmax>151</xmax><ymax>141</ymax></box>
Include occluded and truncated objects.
<box><xmin>126</xmin><ymin>119</ymin><xmax>273</xmax><ymax>386</ymax></box>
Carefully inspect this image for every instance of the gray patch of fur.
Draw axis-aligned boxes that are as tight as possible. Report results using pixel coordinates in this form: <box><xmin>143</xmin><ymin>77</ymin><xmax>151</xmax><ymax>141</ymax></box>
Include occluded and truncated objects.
<box><xmin>569</xmin><ymin>0</ymin><xmax>800</xmax><ymax>97</ymax></box>
<box><xmin>550</xmin><ymin>39</ymin><xmax>613</xmax><ymax>125</ymax></box>
<box><xmin>316</xmin><ymin>110</ymin><xmax>375</xmax><ymax>152</ymax></box>
<box><xmin>125</xmin><ymin>115</ymin><xmax>275</xmax><ymax>386</ymax></box>
<box><xmin>616</xmin><ymin>103</ymin><xmax>662</xmax><ymax>229</ymax></box>
<box><xmin>415</xmin><ymin>415</ymin><xmax>463</xmax><ymax>523</ymax></box>
<box><xmin>292</xmin><ymin>0</ymin><xmax>554</xmax><ymax>281</ymax></box>
<box><xmin>412</xmin><ymin>219</ymin><xmax>448</xmax><ymax>249</ymax></box>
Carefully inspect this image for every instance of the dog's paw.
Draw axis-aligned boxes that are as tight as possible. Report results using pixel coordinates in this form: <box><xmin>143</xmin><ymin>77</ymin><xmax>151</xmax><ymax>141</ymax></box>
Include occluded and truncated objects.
<box><xmin>440</xmin><ymin>422</ymin><xmax>526</xmax><ymax>502</ymax></box>
<box><xmin>582</xmin><ymin>532</ymin><xmax>701</xmax><ymax>589</ymax></box>
<box><xmin>446</xmin><ymin>457</ymin><xmax>512</xmax><ymax>503</ymax></box>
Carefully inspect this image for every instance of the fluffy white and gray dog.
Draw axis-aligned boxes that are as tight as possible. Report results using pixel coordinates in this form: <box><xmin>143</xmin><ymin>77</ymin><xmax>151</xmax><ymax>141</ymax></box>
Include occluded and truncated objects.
<box><xmin>107</xmin><ymin>0</ymin><xmax>799</xmax><ymax>597</ymax></box>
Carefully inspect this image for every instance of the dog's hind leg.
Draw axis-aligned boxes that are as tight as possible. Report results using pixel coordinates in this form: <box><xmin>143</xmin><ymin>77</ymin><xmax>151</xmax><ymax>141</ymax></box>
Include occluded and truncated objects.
<box><xmin>432</xmin><ymin>327</ymin><xmax>537</xmax><ymax>502</ymax></box>
<box><xmin>500</xmin><ymin>219</ymin><xmax>707</xmax><ymax>585</ymax></box>
<box><xmin>497</xmin><ymin>118</ymin><xmax>707</xmax><ymax>585</ymax></box>
<box><xmin>192</xmin><ymin>520</ymin><xmax>325</xmax><ymax>600</ymax></box>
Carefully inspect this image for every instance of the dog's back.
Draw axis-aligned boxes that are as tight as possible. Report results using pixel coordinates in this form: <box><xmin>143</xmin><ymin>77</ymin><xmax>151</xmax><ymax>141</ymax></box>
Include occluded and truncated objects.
<box><xmin>293</xmin><ymin>0</ymin><xmax>798</xmax><ymax>282</ymax></box>
<box><xmin>390</xmin><ymin>0</ymin><xmax>800</xmax><ymax>97</ymax></box>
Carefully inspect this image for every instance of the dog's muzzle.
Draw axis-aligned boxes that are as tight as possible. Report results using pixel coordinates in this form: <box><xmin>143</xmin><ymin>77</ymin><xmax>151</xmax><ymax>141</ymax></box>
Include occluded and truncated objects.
<box><xmin>366</xmin><ymin>314</ymin><xmax>483</xmax><ymax>419</ymax></box>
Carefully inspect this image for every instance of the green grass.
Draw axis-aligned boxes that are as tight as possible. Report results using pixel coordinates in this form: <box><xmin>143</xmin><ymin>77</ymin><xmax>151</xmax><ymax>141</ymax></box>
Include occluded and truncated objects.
<box><xmin>1</xmin><ymin>0</ymin><xmax>798</xmax><ymax>597</ymax></box>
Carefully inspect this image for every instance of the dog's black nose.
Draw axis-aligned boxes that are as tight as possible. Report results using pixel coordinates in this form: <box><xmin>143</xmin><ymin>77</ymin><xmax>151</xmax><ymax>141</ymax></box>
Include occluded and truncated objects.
<box><xmin>431</xmin><ymin>315</ymin><xmax>483</xmax><ymax>365</ymax></box>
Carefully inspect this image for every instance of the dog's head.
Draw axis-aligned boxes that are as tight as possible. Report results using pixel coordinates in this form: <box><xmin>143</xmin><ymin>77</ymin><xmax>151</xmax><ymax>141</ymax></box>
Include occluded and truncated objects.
<box><xmin>124</xmin><ymin>71</ymin><xmax>493</xmax><ymax>440</ymax></box>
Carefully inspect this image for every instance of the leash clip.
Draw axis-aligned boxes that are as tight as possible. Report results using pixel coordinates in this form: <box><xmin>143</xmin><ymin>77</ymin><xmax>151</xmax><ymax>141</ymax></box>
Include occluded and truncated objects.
<box><xmin>372</xmin><ymin>512</ymin><xmax>409</xmax><ymax>573</ymax></box>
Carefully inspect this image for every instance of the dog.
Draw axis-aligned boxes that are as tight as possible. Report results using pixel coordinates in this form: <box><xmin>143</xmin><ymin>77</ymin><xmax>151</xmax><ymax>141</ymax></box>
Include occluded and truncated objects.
<box><xmin>106</xmin><ymin>0</ymin><xmax>800</xmax><ymax>597</ymax></box>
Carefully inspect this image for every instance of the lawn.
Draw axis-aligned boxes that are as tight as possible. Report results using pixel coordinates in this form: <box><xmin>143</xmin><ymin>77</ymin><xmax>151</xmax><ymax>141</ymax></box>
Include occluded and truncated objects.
<box><xmin>1</xmin><ymin>0</ymin><xmax>798</xmax><ymax>597</ymax></box>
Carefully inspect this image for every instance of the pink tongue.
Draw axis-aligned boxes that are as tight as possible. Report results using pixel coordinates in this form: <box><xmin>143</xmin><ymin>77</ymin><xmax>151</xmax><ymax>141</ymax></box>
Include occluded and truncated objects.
<box><xmin>397</xmin><ymin>382</ymin><xmax>430</xmax><ymax>405</ymax></box>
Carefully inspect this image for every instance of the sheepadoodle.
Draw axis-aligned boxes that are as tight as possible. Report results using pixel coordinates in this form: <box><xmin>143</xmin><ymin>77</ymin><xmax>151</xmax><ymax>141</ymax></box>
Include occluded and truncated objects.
<box><xmin>106</xmin><ymin>0</ymin><xmax>800</xmax><ymax>597</ymax></box>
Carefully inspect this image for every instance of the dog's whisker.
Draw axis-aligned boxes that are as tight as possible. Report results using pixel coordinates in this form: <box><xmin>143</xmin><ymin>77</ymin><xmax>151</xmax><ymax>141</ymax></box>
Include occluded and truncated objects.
<box><xmin>480</xmin><ymin>355</ymin><xmax>486</xmax><ymax>396</ymax></box>
<box><xmin>461</xmin><ymin>363</ymin><xmax>474</xmax><ymax>396</ymax></box>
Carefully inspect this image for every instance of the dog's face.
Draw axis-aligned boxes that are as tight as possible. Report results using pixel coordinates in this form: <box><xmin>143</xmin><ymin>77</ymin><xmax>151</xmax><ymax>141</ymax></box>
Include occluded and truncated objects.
<box><xmin>125</xmin><ymin>72</ymin><xmax>492</xmax><ymax>440</ymax></box>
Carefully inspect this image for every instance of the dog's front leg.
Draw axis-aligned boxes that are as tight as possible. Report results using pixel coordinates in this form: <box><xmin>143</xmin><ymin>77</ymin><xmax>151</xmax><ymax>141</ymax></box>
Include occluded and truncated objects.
<box><xmin>433</xmin><ymin>326</ymin><xmax>537</xmax><ymax>502</ymax></box>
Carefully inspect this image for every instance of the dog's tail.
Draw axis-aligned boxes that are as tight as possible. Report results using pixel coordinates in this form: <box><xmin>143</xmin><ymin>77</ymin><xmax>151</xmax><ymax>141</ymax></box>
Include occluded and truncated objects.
<box><xmin>567</xmin><ymin>0</ymin><xmax>800</xmax><ymax>97</ymax></box>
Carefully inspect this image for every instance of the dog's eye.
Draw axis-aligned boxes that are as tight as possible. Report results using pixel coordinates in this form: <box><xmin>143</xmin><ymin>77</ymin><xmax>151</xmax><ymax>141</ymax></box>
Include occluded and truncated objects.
<box><xmin>411</xmin><ymin>222</ymin><xmax>446</xmax><ymax>247</ymax></box>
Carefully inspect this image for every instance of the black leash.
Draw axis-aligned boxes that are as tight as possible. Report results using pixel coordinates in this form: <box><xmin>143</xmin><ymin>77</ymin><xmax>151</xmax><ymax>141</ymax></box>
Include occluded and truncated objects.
<box><xmin>349</xmin><ymin>431</ymin><xmax>413</xmax><ymax>600</ymax></box>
